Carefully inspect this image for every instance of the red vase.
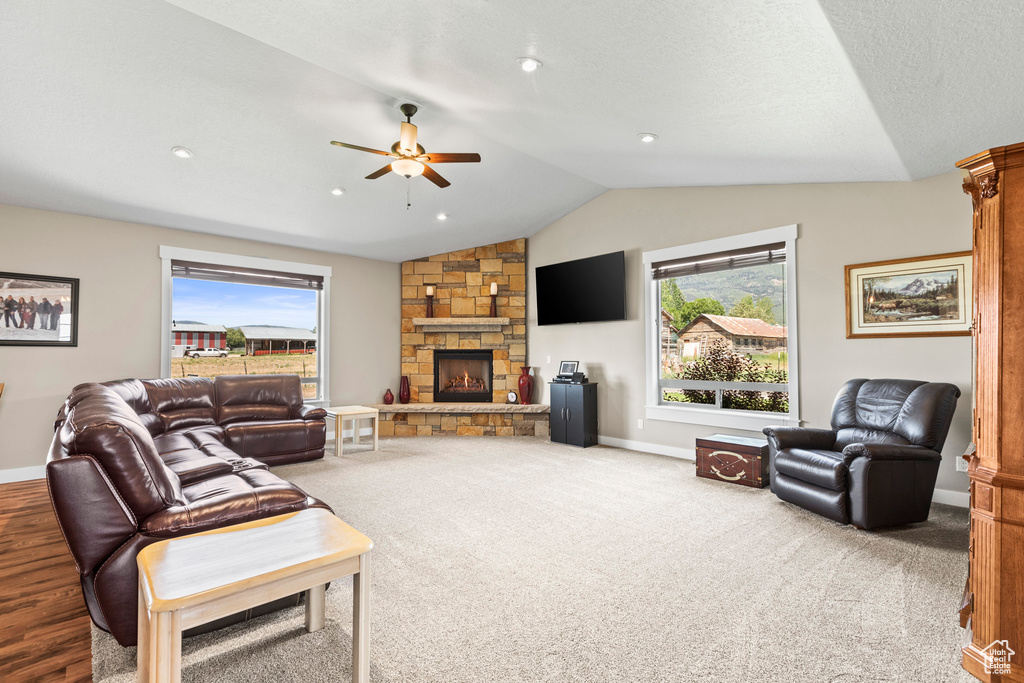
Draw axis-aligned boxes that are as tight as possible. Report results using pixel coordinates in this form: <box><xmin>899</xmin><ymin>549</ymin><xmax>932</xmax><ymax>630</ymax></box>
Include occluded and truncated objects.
<box><xmin>383</xmin><ymin>388</ymin><xmax>394</xmax><ymax>405</ymax></box>
<box><xmin>518</xmin><ymin>366</ymin><xmax>534</xmax><ymax>405</ymax></box>
<box><xmin>399</xmin><ymin>376</ymin><xmax>411</xmax><ymax>404</ymax></box>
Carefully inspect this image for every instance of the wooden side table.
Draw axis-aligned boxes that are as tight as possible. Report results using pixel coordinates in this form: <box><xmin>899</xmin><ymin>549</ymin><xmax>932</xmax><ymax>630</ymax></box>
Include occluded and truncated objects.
<box><xmin>325</xmin><ymin>405</ymin><xmax>380</xmax><ymax>456</ymax></box>
<box><xmin>136</xmin><ymin>509</ymin><xmax>373</xmax><ymax>683</ymax></box>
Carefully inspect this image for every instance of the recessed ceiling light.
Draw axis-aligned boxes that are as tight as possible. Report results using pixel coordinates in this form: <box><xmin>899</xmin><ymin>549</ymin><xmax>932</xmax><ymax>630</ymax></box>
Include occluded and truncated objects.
<box><xmin>638</xmin><ymin>133</ymin><xmax>658</xmax><ymax>143</ymax></box>
<box><xmin>171</xmin><ymin>146</ymin><xmax>193</xmax><ymax>158</ymax></box>
<box><xmin>436</xmin><ymin>212</ymin><xmax>448</xmax><ymax>221</ymax></box>
<box><xmin>330</xmin><ymin>186</ymin><xmax>346</xmax><ymax>196</ymax></box>
<box><xmin>517</xmin><ymin>57</ymin><xmax>542</xmax><ymax>73</ymax></box>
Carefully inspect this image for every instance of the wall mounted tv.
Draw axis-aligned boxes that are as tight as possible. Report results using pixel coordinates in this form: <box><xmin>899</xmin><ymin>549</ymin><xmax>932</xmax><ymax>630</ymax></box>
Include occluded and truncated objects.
<box><xmin>535</xmin><ymin>251</ymin><xmax>626</xmax><ymax>326</ymax></box>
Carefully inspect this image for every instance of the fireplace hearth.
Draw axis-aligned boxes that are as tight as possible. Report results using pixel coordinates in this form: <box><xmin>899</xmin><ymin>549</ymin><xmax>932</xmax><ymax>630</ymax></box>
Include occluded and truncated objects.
<box><xmin>434</xmin><ymin>350</ymin><xmax>493</xmax><ymax>403</ymax></box>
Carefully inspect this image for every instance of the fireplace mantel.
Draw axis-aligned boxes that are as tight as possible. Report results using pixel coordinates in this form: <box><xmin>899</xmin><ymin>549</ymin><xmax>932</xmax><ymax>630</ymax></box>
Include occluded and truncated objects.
<box><xmin>412</xmin><ymin>317</ymin><xmax>510</xmax><ymax>332</ymax></box>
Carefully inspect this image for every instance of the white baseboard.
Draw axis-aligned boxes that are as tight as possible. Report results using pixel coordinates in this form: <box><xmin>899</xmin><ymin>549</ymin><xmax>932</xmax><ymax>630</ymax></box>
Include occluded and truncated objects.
<box><xmin>597</xmin><ymin>436</ymin><xmax>695</xmax><ymax>461</ymax></box>
<box><xmin>596</xmin><ymin>436</ymin><xmax>969</xmax><ymax>509</ymax></box>
<box><xmin>931</xmin><ymin>488</ymin><xmax>969</xmax><ymax>508</ymax></box>
<box><xmin>0</xmin><ymin>465</ymin><xmax>46</xmax><ymax>483</ymax></box>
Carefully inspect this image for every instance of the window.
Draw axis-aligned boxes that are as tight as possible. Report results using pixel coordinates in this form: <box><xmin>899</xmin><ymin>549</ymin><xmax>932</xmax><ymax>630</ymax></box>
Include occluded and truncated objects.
<box><xmin>160</xmin><ymin>247</ymin><xmax>331</xmax><ymax>403</ymax></box>
<box><xmin>643</xmin><ymin>225</ymin><xmax>799</xmax><ymax>430</ymax></box>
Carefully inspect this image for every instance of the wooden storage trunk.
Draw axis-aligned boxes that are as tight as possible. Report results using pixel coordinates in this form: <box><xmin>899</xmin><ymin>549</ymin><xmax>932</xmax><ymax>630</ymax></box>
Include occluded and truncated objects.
<box><xmin>695</xmin><ymin>434</ymin><xmax>769</xmax><ymax>488</ymax></box>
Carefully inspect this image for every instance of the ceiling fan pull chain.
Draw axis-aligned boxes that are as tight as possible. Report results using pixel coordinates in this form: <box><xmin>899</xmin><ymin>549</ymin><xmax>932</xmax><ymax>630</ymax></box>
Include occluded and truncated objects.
<box><xmin>407</xmin><ymin>177</ymin><xmax>412</xmax><ymax>210</ymax></box>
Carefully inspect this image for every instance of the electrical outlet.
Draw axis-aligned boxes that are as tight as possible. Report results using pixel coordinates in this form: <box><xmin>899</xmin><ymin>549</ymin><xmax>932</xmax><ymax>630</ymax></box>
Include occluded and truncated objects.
<box><xmin>637</xmin><ymin>419</ymin><xmax>644</xmax><ymax>430</ymax></box>
<box><xmin>547</xmin><ymin>355</ymin><xmax>551</xmax><ymax>363</ymax></box>
<box><xmin>956</xmin><ymin>457</ymin><xmax>969</xmax><ymax>472</ymax></box>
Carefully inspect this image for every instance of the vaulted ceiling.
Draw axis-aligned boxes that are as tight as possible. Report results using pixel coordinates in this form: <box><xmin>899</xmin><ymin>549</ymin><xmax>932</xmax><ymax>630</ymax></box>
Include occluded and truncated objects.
<box><xmin>1</xmin><ymin>1</ymin><xmax>1021</xmax><ymax>261</ymax></box>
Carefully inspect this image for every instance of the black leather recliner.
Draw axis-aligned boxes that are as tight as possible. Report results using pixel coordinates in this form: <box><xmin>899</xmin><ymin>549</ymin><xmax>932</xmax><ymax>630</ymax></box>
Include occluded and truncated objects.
<box><xmin>763</xmin><ymin>378</ymin><xmax>961</xmax><ymax>529</ymax></box>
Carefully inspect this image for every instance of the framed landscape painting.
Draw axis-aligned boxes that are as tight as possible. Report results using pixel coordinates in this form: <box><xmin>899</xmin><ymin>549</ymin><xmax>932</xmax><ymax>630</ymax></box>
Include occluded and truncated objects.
<box><xmin>845</xmin><ymin>252</ymin><xmax>972</xmax><ymax>339</ymax></box>
<box><xmin>0</xmin><ymin>272</ymin><xmax>79</xmax><ymax>346</ymax></box>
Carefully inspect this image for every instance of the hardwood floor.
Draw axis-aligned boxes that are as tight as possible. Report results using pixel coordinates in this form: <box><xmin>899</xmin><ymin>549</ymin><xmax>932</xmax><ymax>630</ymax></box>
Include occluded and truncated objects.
<box><xmin>0</xmin><ymin>479</ymin><xmax>92</xmax><ymax>682</ymax></box>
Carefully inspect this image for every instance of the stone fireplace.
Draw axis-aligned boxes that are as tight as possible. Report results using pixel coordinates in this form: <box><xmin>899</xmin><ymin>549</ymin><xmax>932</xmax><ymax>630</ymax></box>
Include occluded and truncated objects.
<box><xmin>434</xmin><ymin>350</ymin><xmax>493</xmax><ymax>403</ymax></box>
<box><xmin>400</xmin><ymin>238</ymin><xmax>527</xmax><ymax>404</ymax></box>
<box><xmin>378</xmin><ymin>237</ymin><xmax>548</xmax><ymax>437</ymax></box>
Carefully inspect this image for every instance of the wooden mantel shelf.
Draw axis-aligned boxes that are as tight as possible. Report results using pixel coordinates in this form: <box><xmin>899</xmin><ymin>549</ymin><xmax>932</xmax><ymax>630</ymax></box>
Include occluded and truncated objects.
<box><xmin>412</xmin><ymin>317</ymin><xmax>510</xmax><ymax>332</ymax></box>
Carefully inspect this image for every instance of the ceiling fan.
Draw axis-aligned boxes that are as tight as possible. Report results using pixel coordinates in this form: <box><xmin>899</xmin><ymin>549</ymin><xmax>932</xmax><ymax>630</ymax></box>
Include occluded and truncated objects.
<box><xmin>331</xmin><ymin>104</ymin><xmax>481</xmax><ymax>188</ymax></box>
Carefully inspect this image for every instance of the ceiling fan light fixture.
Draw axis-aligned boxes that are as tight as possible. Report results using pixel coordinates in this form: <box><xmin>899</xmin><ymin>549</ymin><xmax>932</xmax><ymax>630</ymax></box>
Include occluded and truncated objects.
<box><xmin>392</xmin><ymin>158</ymin><xmax>425</xmax><ymax>177</ymax></box>
<box><xmin>330</xmin><ymin>186</ymin><xmax>346</xmax><ymax>196</ymax></box>
<box><xmin>171</xmin><ymin>146</ymin><xmax>193</xmax><ymax>158</ymax></box>
<box><xmin>638</xmin><ymin>133</ymin><xmax>658</xmax><ymax>143</ymax></box>
<box><xmin>517</xmin><ymin>57</ymin><xmax>542</xmax><ymax>73</ymax></box>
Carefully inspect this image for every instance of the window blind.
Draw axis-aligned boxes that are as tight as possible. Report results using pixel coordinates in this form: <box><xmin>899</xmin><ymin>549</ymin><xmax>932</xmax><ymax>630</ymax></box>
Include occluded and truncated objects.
<box><xmin>171</xmin><ymin>260</ymin><xmax>324</xmax><ymax>290</ymax></box>
<box><xmin>651</xmin><ymin>242</ymin><xmax>786</xmax><ymax>280</ymax></box>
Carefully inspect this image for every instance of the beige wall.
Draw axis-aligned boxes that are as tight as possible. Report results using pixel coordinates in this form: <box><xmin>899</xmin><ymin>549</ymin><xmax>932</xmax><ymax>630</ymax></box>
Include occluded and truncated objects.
<box><xmin>527</xmin><ymin>172</ymin><xmax>973</xmax><ymax>496</ymax></box>
<box><xmin>0</xmin><ymin>203</ymin><xmax>399</xmax><ymax>472</ymax></box>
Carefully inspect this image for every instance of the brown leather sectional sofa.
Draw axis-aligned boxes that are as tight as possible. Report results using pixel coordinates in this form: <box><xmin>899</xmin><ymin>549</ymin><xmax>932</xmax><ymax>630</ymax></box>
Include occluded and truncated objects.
<box><xmin>46</xmin><ymin>374</ymin><xmax>331</xmax><ymax>646</ymax></box>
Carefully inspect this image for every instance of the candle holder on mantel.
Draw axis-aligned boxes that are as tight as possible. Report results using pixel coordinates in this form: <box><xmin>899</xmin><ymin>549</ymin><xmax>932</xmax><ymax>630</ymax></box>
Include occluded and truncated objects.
<box><xmin>425</xmin><ymin>286</ymin><xmax>434</xmax><ymax>318</ymax></box>
<box><xmin>489</xmin><ymin>282</ymin><xmax>498</xmax><ymax>317</ymax></box>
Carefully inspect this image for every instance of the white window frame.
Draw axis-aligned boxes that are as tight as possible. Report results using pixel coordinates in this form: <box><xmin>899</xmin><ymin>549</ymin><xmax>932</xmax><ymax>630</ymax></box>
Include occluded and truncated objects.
<box><xmin>643</xmin><ymin>224</ymin><xmax>800</xmax><ymax>431</ymax></box>
<box><xmin>159</xmin><ymin>246</ymin><xmax>332</xmax><ymax>406</ymax></box>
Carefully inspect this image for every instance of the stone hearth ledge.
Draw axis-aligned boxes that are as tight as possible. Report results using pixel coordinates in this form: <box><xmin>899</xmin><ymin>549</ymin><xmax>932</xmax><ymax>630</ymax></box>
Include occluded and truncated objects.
<box><xmin>370</xmin><ymin>403</ymin><xmax>549</xmax><ymax>414</ymax></box>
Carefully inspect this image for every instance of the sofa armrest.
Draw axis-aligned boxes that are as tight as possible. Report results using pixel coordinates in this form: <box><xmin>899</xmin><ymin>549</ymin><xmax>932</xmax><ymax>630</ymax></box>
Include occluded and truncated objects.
<box><xmin>762</xmin><ymin>426</ymin><xmax>836</xmax><ymax>452</ymax></box>
<box><xmin>297</xmin><ymin>404</ymin><xmax>327</xmax><ymax>421</ymax></box>
<box><xmin>46</xmin><ymin>456</ymin><xmax>138</xmax><ymax>576</ymax></box>
<box><xmin>842</xmin><ymin>443</ymin><xmax>942</xmax><ymax>462</ymax></box>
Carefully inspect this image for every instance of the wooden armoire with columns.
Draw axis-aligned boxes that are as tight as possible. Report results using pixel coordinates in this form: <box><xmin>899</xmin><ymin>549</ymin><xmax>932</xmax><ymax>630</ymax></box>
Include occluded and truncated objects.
<box><xmin>958</xmin><ymin>143</ymin><xmax>1024</xmax><ymax>682</ymax></box>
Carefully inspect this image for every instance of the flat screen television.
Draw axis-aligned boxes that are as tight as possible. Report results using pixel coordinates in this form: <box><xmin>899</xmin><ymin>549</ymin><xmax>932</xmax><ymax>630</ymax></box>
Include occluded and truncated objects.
<box><xmin>535</xmin><ymin>251</ymin><xmax>626</xmax><ymax>325</ymax></box>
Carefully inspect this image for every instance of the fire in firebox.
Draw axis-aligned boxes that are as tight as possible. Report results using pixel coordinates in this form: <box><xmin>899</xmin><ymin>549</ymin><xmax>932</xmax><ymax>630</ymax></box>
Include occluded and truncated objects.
<box><xmin>443</xmin><ymin>371</ymin><xmax>486</xmax><ymax>392</ymax></box>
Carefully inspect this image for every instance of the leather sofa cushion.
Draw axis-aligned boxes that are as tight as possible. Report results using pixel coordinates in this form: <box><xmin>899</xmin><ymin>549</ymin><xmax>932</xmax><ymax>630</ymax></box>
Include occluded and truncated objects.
<box><xmin>224</xmin><ymin>420</ymin><xmax>323</xmax><ymax>459</ymax></box>
<box><xmin>152</xmin><ymin>432</ymin><xmax>196</xmax><ymax>455</ymax></box>
<box><xmin>155</xmin><ymin>426</ymin><xmax>246</xmax><ymax>484</ymax></box>
<box><xmin>219</xmin><ymin>403</ymin><xmax>291</xmax><ymax>425</ymax></box>
<box><xmin>58</xmin><ymin>384</ymin><xmax>181</xmax><ymax>518</ymax></box>
<box><xmin>179</xmin><ymin>425</ymin><xmax>226</xmax><ymax>446</ymax></box>
<box><xmin>215</xmin><ymin>374</ymin><xmax>303</xmax><ymax>425</ymax></box>
<box><xmin>102</xmin><ymin>379</ymin><xmax>163</xmax><ymax>435</ymax></box>
<box><xmin>152</xmin><ymin>425</ymin><xmax>225</xmax><ymax>451</ymax></box>
<box><xmin>142</xmin><ymin>377</ymin><xmax>217</xmax><ymax>431</ymax></box>
<box><xmin>774</xmin><ymin>448</ymin><xmax>848</xmax><ymax>492</ymax></box>
<box><xmin>141</xmin><ymin>469</ymin><xmax>309</xmax><ymax>536</ymax></box>
<box><xmin>160</xmin><ymin>448</ymin><xmax>234</xmax><ymax>485</ymax></box>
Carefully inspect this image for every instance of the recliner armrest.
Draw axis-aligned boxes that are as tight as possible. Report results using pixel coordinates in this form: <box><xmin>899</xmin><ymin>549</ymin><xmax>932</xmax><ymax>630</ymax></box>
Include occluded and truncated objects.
<box><xmin>297</xmin><ymin>404</ymin><xmax>327</xmax><ymax>421</ymax></box>
<box><xmin>762</xmin><ymin>426</ymin><xmax>836</xmax><ymax>452</ymax></box>
<box><xmin>842</xmin><ymin>443</ymin><xmax>942</xmax><ymax>462</ymax></box>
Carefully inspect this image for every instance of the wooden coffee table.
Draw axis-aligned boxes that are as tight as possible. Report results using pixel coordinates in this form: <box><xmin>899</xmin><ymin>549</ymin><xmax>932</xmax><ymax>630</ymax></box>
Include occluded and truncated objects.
<box><xmin>325</xmin><ymin>405</ymin><xmax>379</xmax><ymax>456</ymax></box>
<box><xmin>136</xmin><ymin>509</ymin><xmax>372</xmax><ymax>683</ymax></box>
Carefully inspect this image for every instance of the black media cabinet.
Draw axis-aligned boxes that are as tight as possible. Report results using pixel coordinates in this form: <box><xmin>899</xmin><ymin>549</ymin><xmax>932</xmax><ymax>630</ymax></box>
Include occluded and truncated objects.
<box><xmin>549</xmin><ymin>382</ymin><xmax>597</xmax><ymax>448</ymax></box>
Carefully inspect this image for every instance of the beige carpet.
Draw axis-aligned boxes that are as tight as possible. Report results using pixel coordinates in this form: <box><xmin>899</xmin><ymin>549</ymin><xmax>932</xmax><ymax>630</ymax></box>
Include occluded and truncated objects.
<box><xmin>93</xmin><ymin>437</ymin><xmax>974</xmax><ymax>682</ymax></box>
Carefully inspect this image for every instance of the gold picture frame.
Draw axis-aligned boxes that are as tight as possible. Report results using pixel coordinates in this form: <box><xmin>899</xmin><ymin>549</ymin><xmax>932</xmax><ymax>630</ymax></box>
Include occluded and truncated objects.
<box><xmin>845</xmin><ymin>251</ymin><xmax>972</xmax><ymax>339</ymax></box>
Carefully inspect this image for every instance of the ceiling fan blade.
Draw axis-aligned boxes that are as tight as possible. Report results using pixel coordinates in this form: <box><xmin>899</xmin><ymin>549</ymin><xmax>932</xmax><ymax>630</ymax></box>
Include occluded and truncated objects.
<box><xmin>420</xmin><ymin>153</ymin><xmax>481</xmax><ymax>163</ymax></box>
<box><xmin>421</xmin><ymin>163</ymin><xmax>451</xmax><ymax>188</ymax></box>
<box><xmin>400</xmin><ymin>121</ymin><xmax>418</xmax><ymax>155</ymax></box>
<box><xmin>331</xmin><ymin>141</ymin><xmax>395</xmax><ymax>157</ymax></box>
<box><xmin>365</xmin><ymin>163</ymin><xmax>393</xmax><ymax>179</ymax></box>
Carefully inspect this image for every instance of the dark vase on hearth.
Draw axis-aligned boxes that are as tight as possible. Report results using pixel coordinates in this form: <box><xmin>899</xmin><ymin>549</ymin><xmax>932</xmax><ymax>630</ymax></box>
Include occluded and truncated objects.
<box><xmin>399</xmin><ymin>376</ymin><xmax>410</xmax><ymax>404</ymax></box>
<box><xmin>518</xmin><ymin>366</ymin><xmax>534</xmax><ymax>405</ymax></box>
<box><xmin>383</xmin><ymin>388</ymin><xmax>394</xmax><ymax>405</ymax></box>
